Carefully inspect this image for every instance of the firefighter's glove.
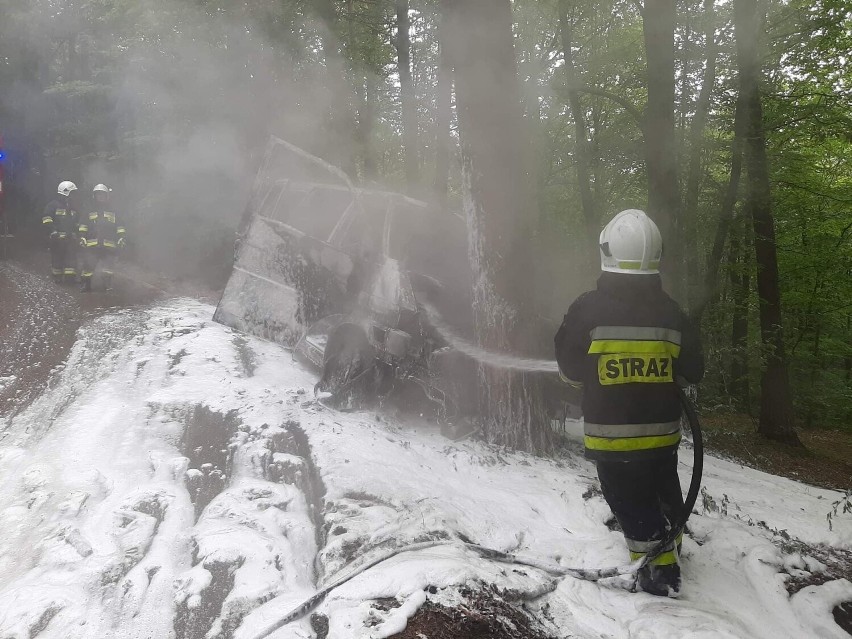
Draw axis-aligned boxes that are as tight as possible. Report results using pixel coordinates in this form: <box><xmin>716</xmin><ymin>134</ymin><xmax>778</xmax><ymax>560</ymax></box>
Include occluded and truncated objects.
<box><xmin>117</xmin><ymin>237</ymin><xmax>126</xmax><ymax>248</ymax></box>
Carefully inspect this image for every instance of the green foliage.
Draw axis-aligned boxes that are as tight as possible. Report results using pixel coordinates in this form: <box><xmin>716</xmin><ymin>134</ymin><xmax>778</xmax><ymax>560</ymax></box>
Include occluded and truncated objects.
<box><xmin>0</xmin><ymin>0</ymin><xmax>849</xmax><ymax>427</ymax></box>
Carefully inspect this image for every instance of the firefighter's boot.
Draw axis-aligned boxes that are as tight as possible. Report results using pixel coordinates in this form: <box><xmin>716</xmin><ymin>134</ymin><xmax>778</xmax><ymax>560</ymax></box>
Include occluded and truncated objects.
<box><xmin>80</xmin><ymin>277</ymin><xmax>92</xmax><ymax>293</ymax></box>
<box><xmin>637</xmin><ymin>563</ymin><xmax>681</xmax><ymax>597</ymax></box>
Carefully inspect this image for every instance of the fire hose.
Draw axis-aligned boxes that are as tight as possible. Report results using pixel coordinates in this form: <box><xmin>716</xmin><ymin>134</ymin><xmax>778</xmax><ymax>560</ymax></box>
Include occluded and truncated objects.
<box><xmin>250</xmin><ymin>388</ymin><xmax>703</xmax><ymax>638</ymax></box>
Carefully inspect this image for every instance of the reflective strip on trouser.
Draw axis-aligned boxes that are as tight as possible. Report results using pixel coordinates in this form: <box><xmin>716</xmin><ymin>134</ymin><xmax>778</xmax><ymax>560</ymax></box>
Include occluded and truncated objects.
<box><xmin>584</xmin><ymin>421</ymin><xmax>680</xmax><ymax>453</ymax></box>
<box><xmin>626</xmin><ymin>537</ymin><xmax>679</xmax><ymax>566</ymax></box>
<box><xmin>50</xmin><ymin>234</ymin><xmax>75</xmax><ymax>275</ymax></box>
<box><xmin>83</xmin><ymin>246</ymin><xmax>116</xmax><ymax>280</ymax></box>
<box><xmin>42</xmin><ymin>216</ymin><xmax>54</xmax><ymax>224</ymax></box>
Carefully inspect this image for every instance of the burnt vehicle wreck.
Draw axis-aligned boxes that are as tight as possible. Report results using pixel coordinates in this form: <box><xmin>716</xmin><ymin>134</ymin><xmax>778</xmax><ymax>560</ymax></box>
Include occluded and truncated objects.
<box><xmin>214</xmin><ymin>137</ymin><xmax>478</xmax><ymax>417</ymax></box>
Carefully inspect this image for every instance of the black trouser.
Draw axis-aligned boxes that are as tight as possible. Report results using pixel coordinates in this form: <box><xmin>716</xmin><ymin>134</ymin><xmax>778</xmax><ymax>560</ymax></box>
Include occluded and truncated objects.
<box><xmin>49</xmin><ymin>233</ymin><xmax>77</xmax><ymax>279</ymax></box>
<box><xmin>596</xmin><ymin>452</ymin><xmax>683</xmax><ymax>561</ymax></box>
<box><xmin>81</xmin><ymin>245</ymin><xmax>117</xmax><ymax>284</ymax></box>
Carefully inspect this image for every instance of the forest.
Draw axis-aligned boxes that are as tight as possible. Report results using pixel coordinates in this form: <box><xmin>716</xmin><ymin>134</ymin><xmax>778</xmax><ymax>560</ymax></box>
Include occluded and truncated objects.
<box><xmin>0</xmin><ymin>0</ymin><xmax>850</xmax><ymax>454</ymax></box>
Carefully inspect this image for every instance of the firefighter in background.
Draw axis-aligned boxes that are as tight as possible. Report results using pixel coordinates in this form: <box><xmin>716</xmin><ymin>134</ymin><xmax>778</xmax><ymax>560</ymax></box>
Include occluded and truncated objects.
<box><xmin>42</xmin><ymin>180</ymin><xmax>80</xmax><ymax>283</ymax></box>
<box><xmin>79</xmin><ymin>183</ymin><xmax>125</xmax><ymax>292</ymax></box>
<box><xmin>554</xmin><ymin>209</ymin><xmax>704</xmax><ymax>597</ymax></box>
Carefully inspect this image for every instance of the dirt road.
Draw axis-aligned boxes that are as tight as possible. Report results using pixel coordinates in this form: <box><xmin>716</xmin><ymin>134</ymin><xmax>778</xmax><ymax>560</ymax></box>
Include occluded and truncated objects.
<box><xmin>0</xmin><ymin>248</ymin><xmax>212</xmax><ymax>419</ymax></box>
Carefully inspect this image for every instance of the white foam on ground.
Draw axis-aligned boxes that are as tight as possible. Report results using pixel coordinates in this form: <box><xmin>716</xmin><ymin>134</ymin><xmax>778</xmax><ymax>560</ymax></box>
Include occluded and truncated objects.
<box><xmin>0</xmin><ymin>299</ymin><xmax>848</xmax><ymax>639</ymax></box>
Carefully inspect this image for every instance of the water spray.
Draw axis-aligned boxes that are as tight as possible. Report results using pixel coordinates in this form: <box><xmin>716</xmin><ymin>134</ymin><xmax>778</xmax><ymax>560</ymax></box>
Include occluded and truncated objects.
<box><xmin>420</xmin><ymin>303</ymin><xmax>559</xmax><ymax>374</ymax></box>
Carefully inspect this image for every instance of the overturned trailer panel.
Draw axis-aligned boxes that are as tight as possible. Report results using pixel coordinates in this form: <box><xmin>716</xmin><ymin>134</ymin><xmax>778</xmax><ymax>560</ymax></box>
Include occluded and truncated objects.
<box><xmin>214</xmin><ymin>138</ymin><xmax>358</xmax><ymax>344</ymax></box>
<box><xmin>215</xmin><ymin>137</ymin><xmax>474</xmax><ymax>346</ymax></box>
<box><xmin>214</xmin><ymin>137</ymin><xmax>477</xmax><ymax>416</ymax></box>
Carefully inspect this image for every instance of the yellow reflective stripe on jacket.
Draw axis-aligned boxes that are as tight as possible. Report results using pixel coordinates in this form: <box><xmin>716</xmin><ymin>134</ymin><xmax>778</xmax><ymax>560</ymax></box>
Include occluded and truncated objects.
<box><xmin>55</xmin><ymin>209</ymin><xmax>67</xmax><ymax>216</ymax></box>
<box><xmin>89</xmin><ymin>213</ymin><xmax>99</xmax><ymax>220</ymax></box>
<box><xmin>42</xmin><ymin>216</ymin><xmax>54</xmax><ymax>224</ymax></box>
<box><xmin>104</xmin><ymin>212</ymin><xmax>116</xmax><ymax>223</ymax></box>
<box><xmin>584</xmin><ymin>431</ymin><xmax>681</xmax><ymax>452</ymax></box>
<box><xmin>618</xmin><ymin>260</ymin><xmax>660</xmax><ymax>271</ymax></box>
<box><xmin>86</xmin><ymin>239</ymin><xmax>99</xmax><ymax>247</ymax></box>
<box><xmin>590</xmin><ymin>326</ymin><xmax>682</xmax><ymax>345</ymax></box>
<box><xmin>585</xmin><ymin>421</ymin><xmax>679</xmax><ymax>438</ymax></box>
<box><xmin>589</xmin><ymin>340</ymin><xmax>681</xmax><ymax>357</ymax></box>
<box><xmin>117</xmin><ymin>227</ymin><xmax>126</xmax><ymax>235</ymax></box>
<box><xmin>103</xmin><ymin>240</ymin><xmax>116</xmax><ymax>248</ymax></box>
<box><xmin>78</xmin><ymin>224</ymin><xmax>89</xmax><ymax>232</ymax></box>
<box><xmin>588</xmin><ymin>327</ymin><xmax>681</xmax><ymax>386</ymax></box>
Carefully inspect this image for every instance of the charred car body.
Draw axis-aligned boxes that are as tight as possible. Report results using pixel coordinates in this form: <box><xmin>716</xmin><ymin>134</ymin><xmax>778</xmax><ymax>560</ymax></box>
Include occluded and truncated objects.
<box><xmin>214</xmin><ymin>137</ymin><xmax>477</xmax><ymax>416</ymax></box>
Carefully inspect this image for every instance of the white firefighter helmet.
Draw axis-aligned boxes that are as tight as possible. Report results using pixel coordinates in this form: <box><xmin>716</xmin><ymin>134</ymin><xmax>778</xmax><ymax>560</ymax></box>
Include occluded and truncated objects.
<box><xmin>57</xmin><ymin>180</ymin><xmax>78</xmax><ymax>197</ymax></box>
<box><xmin>93</xmin><ymin>183</ymin><xmax>111</xmax><ymax>194</ymax></box>
<box><xmin>599</xmin><ymin>209</ymin><xmax>663</xmax><ymax>275</ymax></box>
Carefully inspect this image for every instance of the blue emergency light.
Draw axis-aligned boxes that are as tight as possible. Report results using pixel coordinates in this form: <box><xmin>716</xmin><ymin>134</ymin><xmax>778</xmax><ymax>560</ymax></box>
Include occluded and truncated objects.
<box><xmin>0</xmin><ymin>151</ymin><xmax>5</xmax><ymax>161</ymax></box>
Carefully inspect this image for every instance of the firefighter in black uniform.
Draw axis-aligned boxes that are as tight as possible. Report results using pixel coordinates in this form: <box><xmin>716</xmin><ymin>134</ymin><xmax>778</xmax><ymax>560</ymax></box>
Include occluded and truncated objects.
<box><xmin>554</xmin><ymin>209</ymin><xmax>704</xmax><ymax>597</ymax></box>
<box><xmin>42</xmin><ymin>180</ymin><xmax>80</xmax><ymax>283</ymax></box>
<box><xmin>79</xmin><ymin>183</ymin><xmax>125</xmax><ymax>292</ymax></box>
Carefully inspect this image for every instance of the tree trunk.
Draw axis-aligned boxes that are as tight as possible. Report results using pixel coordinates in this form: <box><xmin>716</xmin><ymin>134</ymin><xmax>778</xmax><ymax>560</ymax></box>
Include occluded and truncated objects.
<box><xmin>361</xmin><ymin>74</ymin><xmax>378</xmax><ymax>179</ymax></box>
<box><xmin>444</xmin><ymin>0</ymin><xmax>550</xmax><ymax>453</ymax></box>
<box><xmin>558</xmin><ymin>0</ymin><xmax>598</xmax><ymax>254</ymax></box>
<box><xmin>348</xmin><ymin>0</ymin><xmax>380</xmax><ymax>180</ymax></box>
<box><xmin>395</xmin><ymin>0</ymin><xmax>419</xmax><ymax>193</ymax></box>
<box><xmin>642</xmin><ymin>0</ymin><xmax>681</xmax><ymax>284</ymax></box>
<box><xmin>313</xmin><ymin>0</ymin><xmax>357</xmax><ymax>175</ymax></box>
<box><xmin>433</xmin><ymin>3</ymin><xmax>452</xmax><ymax>209</ymax></box>
<box><xmin>805</xmin><ymin>320</ymin><xmax>821</xmax><ymax>428</ymax></box>
<box><xmin>692</xmin><ymin>91</ymin><xmax>746</xmax><ymax>322</ymax></box>
<box><xmin>683</xmin><ymin>0</ymin><xmax>718</xmax><ymax>311</ymax></box>
<box><xmin>845</xmin><ymin>314</ymin><xmax>851</xmax><ymax>424</ymax></box>
<box><xmin>728</xmin><ymin>220</ymin><xmax>750</xmax><ymax>411</ymax></box>
<box><xmin>734</xmin><ymin>0</ymin><xmax>802</xmax><ymax>446</ymax></box>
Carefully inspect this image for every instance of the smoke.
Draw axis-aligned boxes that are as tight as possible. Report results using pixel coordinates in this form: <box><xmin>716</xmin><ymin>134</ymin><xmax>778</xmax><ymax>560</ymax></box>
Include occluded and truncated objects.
<box><xmin>0</xmin><ymin>0</ymin><xmax>354</xmax><ymax>285</ymax></box>
<box><xmin>0</xmin><ymin>0</ymin><xmax>599</xmax><ymax>323</ymax></box>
